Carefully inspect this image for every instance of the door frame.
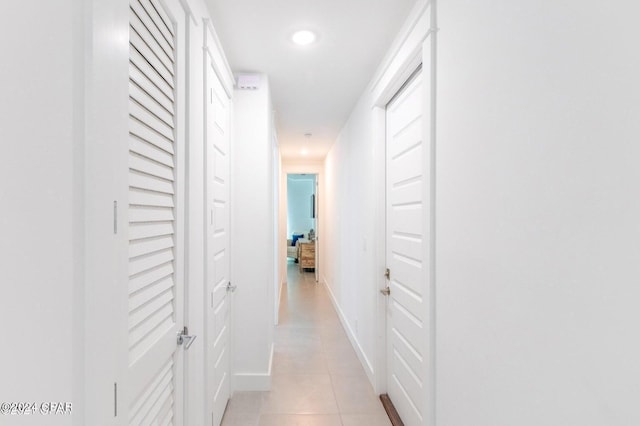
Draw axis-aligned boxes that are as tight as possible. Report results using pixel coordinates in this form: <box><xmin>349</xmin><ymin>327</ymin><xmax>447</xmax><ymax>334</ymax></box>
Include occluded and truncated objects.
<box><xmin>371</xmin><ymin>1</ymin><xmax>437</xmax><ymax>424</ymax></box>
<box><xmin>283</xmin><ymin>172</ymin><xmax>319</xmax><ymax>277</ymax></box>
<box><xmin>279</xmin><ymin>161</ymin><xmax>324</xmax><ymax>321</ymax></box>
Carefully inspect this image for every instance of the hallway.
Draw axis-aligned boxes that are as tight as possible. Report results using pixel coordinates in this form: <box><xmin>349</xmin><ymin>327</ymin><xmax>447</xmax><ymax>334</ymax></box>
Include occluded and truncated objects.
<box><xmin>221</xmin><ymin>262</ymin><xmax>391</xmax><ymax>426</ymax></box>
<box><xmin>5</xmin><ymin>0</ymin><xmax>640</xmax><ymax>424</ymax></box>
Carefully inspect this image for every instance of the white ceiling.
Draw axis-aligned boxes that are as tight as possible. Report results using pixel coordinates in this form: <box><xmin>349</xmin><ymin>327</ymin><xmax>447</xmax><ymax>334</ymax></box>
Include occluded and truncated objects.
<box><xmin>205</xmin><ymin>0</ymin><xmax>417</xmax><ymax>160</ymax></box>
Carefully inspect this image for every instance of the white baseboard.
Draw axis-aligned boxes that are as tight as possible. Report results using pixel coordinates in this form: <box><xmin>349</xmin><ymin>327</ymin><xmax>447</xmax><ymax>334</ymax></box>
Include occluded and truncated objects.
<box><xmin>233</xmin><ymin>343</ymin><xmax>274</xmax><ymax>391</ymax></box>
<box><xmin>321</xmin><ymin>276</ymin><xmax>376</xmax><ymax>385</ymax></box>
<box><xmin>233</xmin><ymin>373</ymin><xmax>271</xmax><ymax>391</ymax></box>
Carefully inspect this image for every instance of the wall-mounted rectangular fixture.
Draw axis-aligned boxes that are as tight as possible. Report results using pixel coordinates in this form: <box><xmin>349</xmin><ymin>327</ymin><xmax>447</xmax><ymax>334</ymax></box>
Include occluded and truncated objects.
<box><xmin>236</xmin><ymin>74</ymin><xmax>261</xmax><ymax>90</ymax></box>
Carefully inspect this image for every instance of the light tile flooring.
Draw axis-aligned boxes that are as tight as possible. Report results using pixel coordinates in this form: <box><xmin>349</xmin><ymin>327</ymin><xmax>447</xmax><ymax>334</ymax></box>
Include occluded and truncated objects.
<box><xmin>221</xmin><ymin>261</ymin><xmax>391</xmax><ymax>426</ymax></box>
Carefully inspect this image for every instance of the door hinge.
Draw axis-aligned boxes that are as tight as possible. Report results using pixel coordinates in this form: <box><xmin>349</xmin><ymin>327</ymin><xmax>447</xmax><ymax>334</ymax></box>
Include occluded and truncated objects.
<box><xmin>114</xmin><ymin>382</ymin><xmax>118</xmax><ymax>417</ymax></box>
<box><xmin>381</xmin><ymin>268</ymin><xmax>391</xmax><ymax>296</ymax></box>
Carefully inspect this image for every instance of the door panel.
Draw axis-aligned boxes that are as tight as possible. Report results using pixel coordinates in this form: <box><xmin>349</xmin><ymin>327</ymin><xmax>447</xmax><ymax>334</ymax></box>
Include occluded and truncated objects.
<box><xmin>205</xmin><ymin>55</ymin><xmax>232</xmax><ymax>426</ymax></box>
<box><xmin>128</xmin><ymin>0</ymin><xmax>184</xmax><ymax>424</ymax></box>
<box><xmin>385</xmin><ymin>68</ymin><xmax>428</xmax><ymax>426</ymax></box>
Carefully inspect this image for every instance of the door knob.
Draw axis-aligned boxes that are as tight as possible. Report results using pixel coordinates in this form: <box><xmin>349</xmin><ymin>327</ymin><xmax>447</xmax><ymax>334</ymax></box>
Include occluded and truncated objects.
<box><xmin>380</xmin><ymin>286</ymin><xmax>391</xmax><ymax>296</ymax></box>
<box><xmin>226</xmin><ymin>282</ymin><xmax>237</xmax><ymax>292</ymax></box>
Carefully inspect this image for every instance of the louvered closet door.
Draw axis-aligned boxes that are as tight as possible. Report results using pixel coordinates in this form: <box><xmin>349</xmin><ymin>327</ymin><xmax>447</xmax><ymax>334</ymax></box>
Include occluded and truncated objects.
<box><xmin>385</xmin><ymin>67</ymin><xmax>430</xmax><ymax>426</ymax></box>
<box><xmin>205</xmin><ymin>56</ymin><xmax>232</xmax><ymax>426</ymax></box>
<box><xmin>128</xmin><ymin>0</ymin><xmax>184</xmax><ymax>424</ymax></box>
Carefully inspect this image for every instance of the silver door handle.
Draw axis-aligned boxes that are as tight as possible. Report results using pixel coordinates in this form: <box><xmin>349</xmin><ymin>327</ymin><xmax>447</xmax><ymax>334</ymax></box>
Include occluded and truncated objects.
<box><xmin>380</xmin><ymin>287</ymin><xmax>391</xmax><ymax>296</ymax></box>
<box><xmin>226</xmin><ymin>282</ymin><xmax>237</xmax><ymax>292</ymax></box>
<box><xmin>177</xmin><ymin>328</ymin><xmax>197</xmax><ymax>350</ymax></box>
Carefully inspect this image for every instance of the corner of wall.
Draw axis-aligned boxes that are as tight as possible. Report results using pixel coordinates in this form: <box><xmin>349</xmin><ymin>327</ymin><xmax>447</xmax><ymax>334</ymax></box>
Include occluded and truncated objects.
<box><xmin>232</xmin><ymin>343</ymin><xmax>274</xmax><ymax>392</ymax></box>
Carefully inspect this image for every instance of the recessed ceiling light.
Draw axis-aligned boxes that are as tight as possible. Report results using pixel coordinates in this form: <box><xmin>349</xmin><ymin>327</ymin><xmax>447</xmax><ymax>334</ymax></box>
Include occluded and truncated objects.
<box><xmin>292</xmin><ymin>30</ymin><xmax>317</xmax><ymax>46</ymax></box>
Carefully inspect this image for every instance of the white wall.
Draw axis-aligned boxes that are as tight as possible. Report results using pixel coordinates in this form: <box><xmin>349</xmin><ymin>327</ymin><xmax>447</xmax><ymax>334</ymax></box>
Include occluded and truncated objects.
<box><xmin>0</xmin><ymin>1</ymin><xmax>84</xmax><ymax>425</ymax></box>
<box><xmin>231</xmin><ymin>75</ymin><xmax>275</xmax><ymax>390</ymax></box>
<box><xmin>286</xmin><ymin>176</ymin><xmax>316</xmax><ymax>236</ymax></box>
<box><xmin>436</xmin><ymin>1</ymin><xmax>640</xmax><ymax>425</ymax></box>
<box><xmin>321</xmin><ymin>2</ymin><xmax>432</xmax><ymax>394</ymax></box>
<box><xmin>321</xmin><ymin>1</ymin><xmax>431</xmax><ymax>393</ymax></box>
<box><xmin>322</xmin><ymin>89</ymin><xmax>381</xmax><ymax>384</ymax></box>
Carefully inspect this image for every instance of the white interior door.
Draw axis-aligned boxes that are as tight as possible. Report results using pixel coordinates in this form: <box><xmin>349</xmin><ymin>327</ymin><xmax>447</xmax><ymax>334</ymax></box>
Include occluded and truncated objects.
<box><xmin>205</xmin><ymin>55</ymin><xmax>232</xmax><ymax>426</ymax></box>
<box><xmin>384</xmin><ymin>67</ymin><xmax>430</xmax><ymax>426</ymax></box>
<box><xmin>127</xmin><ymin>0</ymin><xmax>185</xmax><ymax>424</ymax></box>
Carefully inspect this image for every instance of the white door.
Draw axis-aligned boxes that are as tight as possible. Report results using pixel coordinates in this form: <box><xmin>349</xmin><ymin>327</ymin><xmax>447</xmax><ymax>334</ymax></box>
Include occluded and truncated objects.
<box><xmin>205</xmin><ymin>55</ymin><xmax>232</xmax><ymax>426</ymax></box>
<box><xmin>127</xmin><ymin>0</ymin><xmax>186</xmax><ymax>424</ymax></box>
<box><xmin>384</xmin><ymin>67</ymin><xmax>430</xmax><ymax>426</ymax></box>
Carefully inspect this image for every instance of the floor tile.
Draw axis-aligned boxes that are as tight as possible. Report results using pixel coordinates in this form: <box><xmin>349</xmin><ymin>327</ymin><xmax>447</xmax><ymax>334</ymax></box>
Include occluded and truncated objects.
<box><xmin>226</xmin><ymin>391</ymin><xmax>265</xmax><ymax>414</ymax></box>
<box><xmin>331</xmin><ymin>374</ymin><xmax>388</xmax><ymax>415</ymax></box>
<box><xmin>222</xmin><ymin>261</ymin><xmax>390</xmax><ymax>425</ymax></box>
<box><xmin>258</xmin><ymin>413</ymin><xmax>342</xmax><ymax>426</ymax></box>
<box><xmin>221</xmin><ymin>411</ymin><xmax>260</xmax><ymax>426</ymax></box>
<box><xmin>261</xmin><ymin>374</ymin><xmax>339</xmax><ymax>414</ymax></box>
<box><xmin>341</xmin><ymin>413</ymin><xmax>393</xmax><ymax>426</ymax></box>
<box><xmin>272</xmin><ymin>348</ymin><xmax>328</xmax><ymax>375</ymax></box>
<box><xmin>325</xmin><ymin>351</ymin><xmax>366</xmax><ymax>377</ymax></box>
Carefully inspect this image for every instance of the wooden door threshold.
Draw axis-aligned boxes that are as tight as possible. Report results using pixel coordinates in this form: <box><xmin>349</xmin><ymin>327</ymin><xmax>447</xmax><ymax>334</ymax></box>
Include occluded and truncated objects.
<box><xmin>380</xmin><ymin>394</ymin><xmax>404</xmax><ymax>426</ymax></box>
